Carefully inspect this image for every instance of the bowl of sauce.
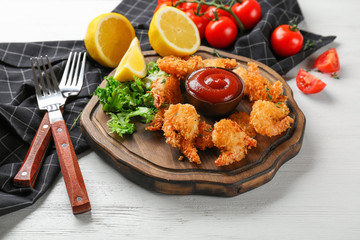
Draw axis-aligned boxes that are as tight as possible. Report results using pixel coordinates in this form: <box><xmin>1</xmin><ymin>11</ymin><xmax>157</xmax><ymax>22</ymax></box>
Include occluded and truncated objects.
<box><xmin>185</xmin><ymin>67</ymin><xmax>244</xmax><ymax>117</ymax></box>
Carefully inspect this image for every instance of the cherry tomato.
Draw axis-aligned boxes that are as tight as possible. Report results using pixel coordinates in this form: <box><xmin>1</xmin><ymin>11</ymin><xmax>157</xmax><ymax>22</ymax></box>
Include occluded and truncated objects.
<box><xmin>206</xmin><ymin>6</ymin><xmax>232</xmax><ymax>20</ymax></box>
<box><xmin>154</xmin><ymin>2</ymin><xmax>172</xmax><ymax>13</ymax></box>
<box><xmin>179</xmin><ymin>1</ymin><xmax>208</xmax><ymax>13</ymax></box>
<box><xmin>314</xmin><ymin>48</ymin><xmax>340</xmax><ymax>73</ymax></box>
<box><xmin>271</xmin><ymin>24</ymin><xmax>304</xmax><ymax>57</ymax></box>
<box><xmin>185</xmin><ymin>10</ymin><xmax>210</xmax><ymax>39</ymax></box>
<box><xmin>157</xmin><ymin>0</ymin><xmax>179</xmax><ymax>4</ymax></box>
<box><xmin>231</xmin><ymin>0</ymin><xmax>262</xmax><ymax>29</ymax></box>
<box><xmin>296</xmin><ymin>69</ymin><xmax>326</xmax><ymax>94</ymax></box>
<box><xmin>205</xmin><ymin>16</ymin><xmax>238</xmax><ymax>49</ymax></box>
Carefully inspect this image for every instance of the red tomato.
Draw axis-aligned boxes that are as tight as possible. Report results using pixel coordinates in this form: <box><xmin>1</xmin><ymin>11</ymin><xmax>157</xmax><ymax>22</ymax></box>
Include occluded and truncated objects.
<box><xmin>314</xmin><ymin>48</ymin><xmax>340</xmax><ymax>73</ymax></box>
<box><xmin>205</xmin><ymin>16</ymin><xmax>238</xmax><ymax>49</ymax></box>
<box><xmin>206</xmin><ymin>6</ymin><xmax>232</xmax><ymax>20</ymax></box>
<box><xmin>296</xmin><ymin>69</ymin><xmax>326</xmax><ymax>94</ymax></box>
<box><xmin>154</xmin><ymin>2</ymin><xmax>172</xmax><ymax>13</ymax></box>
<box><xmin>185</xmin><ymin>10</ymin><xmax>210</xmax><ymax>39</ymax></box>
<box><xmin>231</xmin><ymin>0</ymin><xmax>262</xmax><ymax>29</ymax></box>
<box><xmin>157</xmin><ymin>0</ymin><xmax>179</xmax><ymax>4</ymax></box>
<box><xmin>271</xmin><ymin>24</ymin><xmax>304</xmax><ymax>57</ymax></box>
<box><xmin>179</xmin><ymin>1</ymin><xmax>208</xmax><ymax>13</ymax></box>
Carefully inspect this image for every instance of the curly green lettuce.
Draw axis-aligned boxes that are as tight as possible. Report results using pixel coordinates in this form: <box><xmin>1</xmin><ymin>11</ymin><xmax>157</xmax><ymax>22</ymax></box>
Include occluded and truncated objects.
<box><xmin>93</xmin><ymin>62</ymin><xmax>167</xmax><ymax>137</ymax></box>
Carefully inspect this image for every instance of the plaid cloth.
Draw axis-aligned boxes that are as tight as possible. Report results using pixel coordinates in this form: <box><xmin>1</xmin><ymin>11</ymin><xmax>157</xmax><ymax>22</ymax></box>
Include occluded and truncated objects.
<box><xmin>0</xmin><ymin>0</ymin><xmax>335</xmax><ymax>216</ymax></box>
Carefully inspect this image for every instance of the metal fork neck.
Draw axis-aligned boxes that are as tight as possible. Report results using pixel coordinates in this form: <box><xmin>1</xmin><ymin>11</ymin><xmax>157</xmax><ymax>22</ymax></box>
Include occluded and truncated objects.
<box><xmin>48</xmin><ymin>109</ymin><xmax>64</xmax><ymax>124</ymax></box>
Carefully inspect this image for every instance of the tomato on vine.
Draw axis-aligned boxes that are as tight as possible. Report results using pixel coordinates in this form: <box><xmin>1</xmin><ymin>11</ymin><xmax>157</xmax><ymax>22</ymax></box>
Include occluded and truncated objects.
<box><xmin>185</xmin><ymin>9</ymin><xmax>210</xmax><ymax>39</ymax></box>
<box><xmin>271</xmin><ymin>18</ymin><xmax>304</xmax><ymax>57</ymax></box>
<box><xmin>205</xmin><ymin>16</ymin><xmax>238</xmax><ymax>49</ymax></box>
<box><xmin>179</xmin><ymin>0</ymin><xmax>208</xmax><ymax>13</ymax></box>
<box><xmin>206</xmin><ymin>5</ymin><xmax>233</xmax><ymax>20</ymax></box>
<box><xmin>231</xmin><ymin>0</ymin><xmax>262</xmax><ymax>30</ymax></box>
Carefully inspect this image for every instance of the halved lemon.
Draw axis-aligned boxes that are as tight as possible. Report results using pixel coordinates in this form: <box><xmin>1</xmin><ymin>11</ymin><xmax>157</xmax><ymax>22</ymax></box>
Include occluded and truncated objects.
<box><xmin>148</xmin><ymin>6</ymin><xmax>200</xmax><ymax>57</ymax></box>
<box><xmin>84</xmin><ymin>12</ymin><xmax>135</xmax><ymax>68</ymax></box>
<box><xmin>113</xmin><ymin>37</ymin><xmax>147</xmax><ymax>82</ymax></box>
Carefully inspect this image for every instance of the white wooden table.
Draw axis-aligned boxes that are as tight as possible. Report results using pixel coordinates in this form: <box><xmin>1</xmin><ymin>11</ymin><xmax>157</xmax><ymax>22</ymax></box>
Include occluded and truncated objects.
<box><xmin>1</xmin><ymin>0</ymin><xmax>359</xmax><ymax>239</ymax></box>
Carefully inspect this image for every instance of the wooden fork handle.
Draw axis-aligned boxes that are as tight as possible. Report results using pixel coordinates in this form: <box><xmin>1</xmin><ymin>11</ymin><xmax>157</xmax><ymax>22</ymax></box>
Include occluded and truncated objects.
<box><xmin>14</xmin><ymin>112</ymin><xmax>52</xmax><ymax>187</ymax></box>
<box><xmin>51</xmin><ymin>120</ymin><xmax>91</xmax><ymax>215</ymax></box>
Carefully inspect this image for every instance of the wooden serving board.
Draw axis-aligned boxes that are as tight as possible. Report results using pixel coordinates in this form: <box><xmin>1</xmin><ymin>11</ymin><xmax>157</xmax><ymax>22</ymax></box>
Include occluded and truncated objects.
<box><xmin>80</xmin><ymin>46</ymin><xmax>305</xmax><ymax>197</ymax></box>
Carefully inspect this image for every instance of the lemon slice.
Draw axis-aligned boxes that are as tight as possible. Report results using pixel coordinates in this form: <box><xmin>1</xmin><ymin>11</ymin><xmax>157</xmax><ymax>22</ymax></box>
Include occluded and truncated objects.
<box><xmin>149</xmin><ymin>6</ymin><xmax>200</xmax><ymax>57</ymax></box>
<box><xmin>113</xmin><ymin>37</ymin><xmax>147</xmax><ymax>82</ymax></box>
<box><xmin>84</xmin><ymin>13</ymin><xmax>135</xmax><ymax>68</ymax></box>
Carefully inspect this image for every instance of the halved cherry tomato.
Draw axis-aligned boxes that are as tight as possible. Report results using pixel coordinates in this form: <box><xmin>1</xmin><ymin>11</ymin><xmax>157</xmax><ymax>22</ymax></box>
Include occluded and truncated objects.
<box><xmin>205</xmin><ymin>16</ymin><xmax>238</xmax><ymax>49</ymax></box>
<box><xmin>271</xmin><ymin>24</ymin><xmax>304</xmax><ymax>57</ymax></box>
<box><xmin>314</xmin><ymin>48</ymin><xmax>340</xmax><ymax>73</ymax></box>
<box><xmin>296</xmin><ymin>68</ymin><xmax>326</xmax><ymax>94</ymax></box>
<box><xmin>179</xmin><ymin>1</ymin><xmax>208</xmax><ymax>13</ymax></box>
<box><xmin>184</xmin><ymin>10</ymin><xmax>210</xmax><ymax>39</ymax></box>
<box><xmin>231</xmin><ymin>0</ymin><xmax>262</xmax><ymax>29</ymax></box>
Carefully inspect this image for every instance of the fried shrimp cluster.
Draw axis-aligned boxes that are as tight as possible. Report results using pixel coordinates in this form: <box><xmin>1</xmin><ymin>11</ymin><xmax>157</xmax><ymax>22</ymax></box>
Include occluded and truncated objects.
<box><xmin>162</xmin><ymin>104</ymin><xmax>201</xmax><ymax>164</ymax></box>
<box><xmin>232</xmin><ymin>62</ymin><xmax>294</xmax><ymax>137</ymax></box>
<box><xmin>157</xmin><ymin>55</ymin><xmax>238</xmax><ymax>79</ymax></box>
<box><xmin>250</xmin><ymin>100</ymin><xmax>294</xmax><ymax>137</ymax></box>
<box><xmin>212</xmin><ymin>119</ymin><xmax>257</xmax><ymax>166</ymax></box>
<box><xmin>233</xmin><ymin>62</ymin><xmax>287</xmax><ymax>103</ymax></box>
<box><xmin>145</xmin><ymin>56</ymin><xmax>294</xmax><ymax>167</ymax></box>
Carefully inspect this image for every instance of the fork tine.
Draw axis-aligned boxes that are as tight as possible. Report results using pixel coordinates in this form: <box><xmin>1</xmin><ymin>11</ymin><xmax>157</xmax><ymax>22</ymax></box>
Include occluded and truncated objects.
<box><xmin>40</xmin><ymin>56</ymin><xmax>54</xmax><ymax>94</ymax></box>
<box><xmin>46</xmin><ymin>55</ymin><xmax>60</xmax><ymax>93</ymax></box>
<box><xmin>60</xmin><ymin>52</ymin><xmax>73</xmax><ymax>87</ymax></box>
<box><xmin>72</xmin><ymin>52</ymin><xmax>81</xmax><ymax>87</ymax></box>
<box><xmin>35</xmin><ymin>57</ymin><xmax>49</xmax><ymax>96</ymax></box>
<box><xmin>67</xmin><ymin>52</ymin><xmax>77</xmax><ymax>86</ymax></box>
<box><xmin>77</xmin><ymin>52</ymin><xmax>86</xmax><ymax>88</ymax></box>
<box><xmin>31</xmin><ymin>58</ymin><xmax>42</xmax><ymax>97</ymax></box>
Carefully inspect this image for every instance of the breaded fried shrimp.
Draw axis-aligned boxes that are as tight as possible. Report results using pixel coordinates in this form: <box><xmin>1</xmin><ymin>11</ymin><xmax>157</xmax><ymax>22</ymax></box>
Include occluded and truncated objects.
<box><xmin>146</xmin><ymin>107</ymin><xmax>167</xmax><ymax>131</ymax></box>
<box><xmin>150</xmin><ymin>75</ymin><xmax>183</xmax><ymax>109</ymax></box>
<box><xmin>184</xmin><ymin>55</ymin><xmax>205</xmax><ymax>74</ymax></box>
<box><xmin>194</xmin><ymin>121</ymin><xmax>214</xmax><ymax>150</ymax></box>
<box><xmin>164</xmin><ymin>75</ymin><xmax>184</xmax><ymax>105</ymax></box>
<box><xmin>150</xmin><ymin>76</ymin><xmax>166</xmax><ymax>108</ymax></box>
<box><xmin>157</xmin><ymin>56</ymin><xmax>189</xmax><ymax>78</ymax></box>
<box><xmin>212</xmin><ymin>119</ymin><xmax>257</xmax><ymax>166</ymax></box>
<box><xmin>157</xmin><ymin>55</ymin><xmax>238</xmax><ymax>79</ymax></box>
<box><xmin>162</xmin><ymin>104</ymin><xmax>201</xmax><ymax>164</ymax></box>
<box><xmin>229</xmin><ymin>111</ymin><xmax>257</xmax><ymax>138</ymax></box>
<box><xmin>250</xmin><ymin>100</ymin><xmax>294</xmax><ymax>137</ymax></box>
<box><xmin>203</xmin><ymin>58</ymin><xmax>238</xmax><ymax>69</ymax></box>
<box><xmin>233</xmin><ymin>62</ymin><xmax>287</xmax><ymax>103</ymax></box>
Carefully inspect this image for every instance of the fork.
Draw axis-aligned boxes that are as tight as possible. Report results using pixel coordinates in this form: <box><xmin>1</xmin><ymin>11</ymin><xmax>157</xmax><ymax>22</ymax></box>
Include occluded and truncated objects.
<box><xmin>14</xmin><ymin>52</ymin><xmax>86</xmax><ymax>188</ymax></box>
<box><xmin>30</xmin><ymin>55</ymin><xmax>91</xmax><ymax>215</ymax></box>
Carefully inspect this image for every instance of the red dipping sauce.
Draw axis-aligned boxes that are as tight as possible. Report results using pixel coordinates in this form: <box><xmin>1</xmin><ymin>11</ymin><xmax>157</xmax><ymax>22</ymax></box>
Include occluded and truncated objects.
<box><xmin>186</xmin><ymin>68</ymin><xmax>243</xmax><ymax>104</ymax></box>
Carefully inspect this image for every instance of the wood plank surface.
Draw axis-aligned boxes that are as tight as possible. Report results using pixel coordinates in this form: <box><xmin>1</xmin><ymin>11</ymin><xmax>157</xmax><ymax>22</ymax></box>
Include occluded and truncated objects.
<box><xmin>1</xmin><ymin>0</ymin><xmax>360</xmax><ymax>239</ymax></box>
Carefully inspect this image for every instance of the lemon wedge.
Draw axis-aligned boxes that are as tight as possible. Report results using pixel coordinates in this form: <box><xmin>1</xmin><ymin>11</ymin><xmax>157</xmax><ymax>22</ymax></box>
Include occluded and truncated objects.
<box><xmin>113</xmin><ymin>37</ymin><xmax>147</xmax><ymax>82</ymax></box>
<box><xmin>84</xmin><ymin>12</ymin><xmax>135</xmax><ymax>68</ymax></box>
<box><xmin>149</xmin><ymin>6</ymin><xmax>200</xmax><ymax>57</ymax></box>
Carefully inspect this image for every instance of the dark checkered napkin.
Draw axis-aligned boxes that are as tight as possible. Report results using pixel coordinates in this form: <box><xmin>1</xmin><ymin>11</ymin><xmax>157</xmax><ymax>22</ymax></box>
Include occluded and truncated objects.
<box><xmin>0</xmin><ymin>0</ymin><xmax>335</xmax><ymax>216</ymax></box>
